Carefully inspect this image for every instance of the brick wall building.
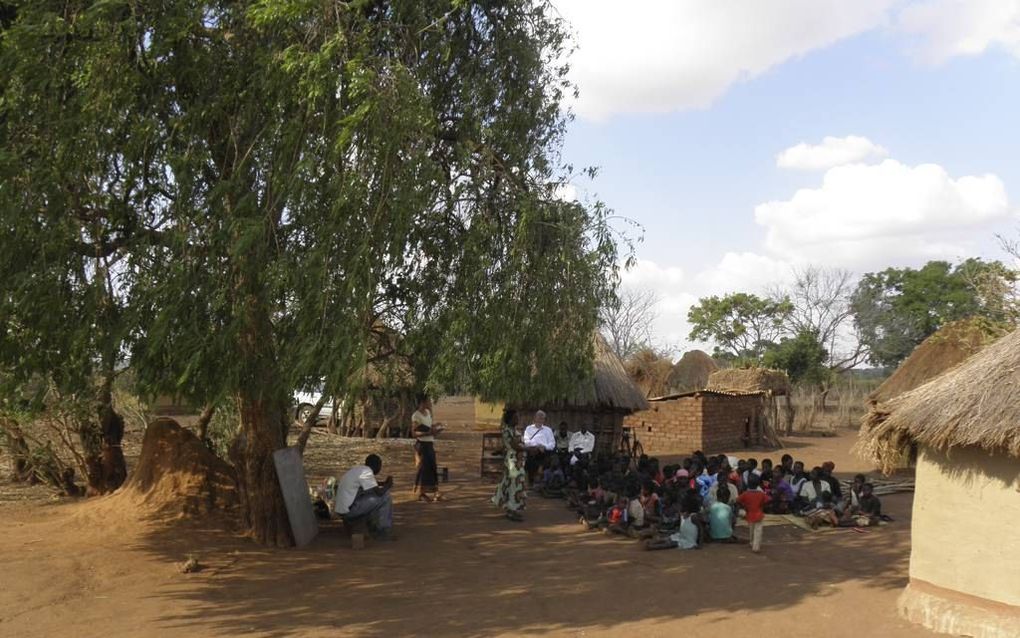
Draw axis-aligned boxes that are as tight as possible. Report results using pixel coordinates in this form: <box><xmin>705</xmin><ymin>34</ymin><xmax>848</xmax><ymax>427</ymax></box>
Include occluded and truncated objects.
<box><xmin>623</xmin><ymin>391</ymin><xmax>766</xmax><ymax>456</ymax></box>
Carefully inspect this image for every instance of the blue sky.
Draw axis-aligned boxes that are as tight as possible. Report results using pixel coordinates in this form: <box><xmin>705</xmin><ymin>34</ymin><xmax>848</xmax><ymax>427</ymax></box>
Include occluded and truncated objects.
<box><xmin>553</xmin><ymin>1</ymin><xmax>1020</xmax><ymax>350</ymax></box>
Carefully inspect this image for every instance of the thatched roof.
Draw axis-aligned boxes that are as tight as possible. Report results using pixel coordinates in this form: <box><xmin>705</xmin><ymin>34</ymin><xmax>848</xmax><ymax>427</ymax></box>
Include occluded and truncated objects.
<box><xmin>870</xmin><ymin>318</ymin><xmax>1004</xmax><ymax>405</ymax></box>
<box><xmin>624</xmin><ymin>347</ymin><xmax>674</xmax><ymax>398</ymax></box>
<box><xmin>668</xmin><ymin>350</ymin><xmax>719</xmax><ymax>393</ymax></box>
<box><xmin>536</xmin><ymin>333</ymin><xmax>650</xmax><ymax>413</ymax></box>
<box><xmin>706</xmin><ymin>368</ymin><xmax>790</xmax><ymax>396</ymax></box>
<box><xmin>858</xmin><ymin>326</ymin><xmax>1018</xmax><ymax>473</ymax></box>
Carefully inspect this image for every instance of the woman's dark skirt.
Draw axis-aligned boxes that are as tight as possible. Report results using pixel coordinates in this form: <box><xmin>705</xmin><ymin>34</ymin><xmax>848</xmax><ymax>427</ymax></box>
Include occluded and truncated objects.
<box><xmin>414</xmin><ymin>440</ymin><xmax>439</xmax><ymax>493</ymax></box>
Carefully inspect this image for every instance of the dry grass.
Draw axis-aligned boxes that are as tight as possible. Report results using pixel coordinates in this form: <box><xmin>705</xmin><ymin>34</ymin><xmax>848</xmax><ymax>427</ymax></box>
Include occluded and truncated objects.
<box><xmin>858</xmin><ymin>327</ymin><xmax>1020</xmax><ymax>473</ymax></box>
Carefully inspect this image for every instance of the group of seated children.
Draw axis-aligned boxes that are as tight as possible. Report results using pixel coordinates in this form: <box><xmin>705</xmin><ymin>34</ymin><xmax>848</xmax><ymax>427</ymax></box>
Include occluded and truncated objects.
<box><xmin>558</xmin><ymin>451</ymin><xmax>884</xmax><ymax>554</ymax></box>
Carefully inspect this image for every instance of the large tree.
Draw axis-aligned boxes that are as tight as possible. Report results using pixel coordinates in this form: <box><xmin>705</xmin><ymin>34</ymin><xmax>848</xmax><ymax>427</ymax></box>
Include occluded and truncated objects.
<box><xmin>0</xmin><ymin>1</ymin><xmax>619</xmax><ymax>545</ymax></box>
<box><xmin>850</xmin><ymin>259</ymin><xmax>1013</xmax><ymax>368</ymax></box>
<box><xmin>687</xmin><ymin>292</ymin><xmax>792</xmax><ymax>362</ymax></box>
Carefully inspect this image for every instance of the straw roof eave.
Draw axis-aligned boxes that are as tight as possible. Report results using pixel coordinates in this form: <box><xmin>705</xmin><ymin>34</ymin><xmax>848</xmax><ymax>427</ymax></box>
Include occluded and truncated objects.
<box><xmin>856</xmin><ymin>327</ymin><xmax>1020</xmax><ymax>473</ymax></box>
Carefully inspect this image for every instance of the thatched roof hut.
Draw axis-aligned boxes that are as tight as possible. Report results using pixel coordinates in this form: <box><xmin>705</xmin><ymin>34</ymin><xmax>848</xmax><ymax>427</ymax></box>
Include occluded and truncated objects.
<box><xmin>548</xmin><ymin>333</ymin><xmax>649</xmax><ymax>411</ymax></box>
<box><xmin>858</xmin><ymin>327</ymin><xmax>1020</xmax><ymax>637</ymax></box>
<box><xmin>668</xmin><ymin>350</ymin><xmax>719</xmax><ymax>393</ymax></box>
<box><xmin>870</xmin><ymin>318</ymin><xmax>1004</xmax><ymax>405</ymax></box>
<box><xmin>624</xmin><ymin>347</ymin><xmax>674</xmax><ymax>399</ymax></box>
<box><xmin>706</xmin><ymin>368</ymin><xmax>791</xmax><ymax>396</ymax></box>
<box><xmin>514</xmin><ymin>333</ymin><xmax>648</xmax><ymax>457</ymax></box>
<box><xmin>859</xmin><ymin>325</ymin><xmax>1017</xmax><ymax>472</ymax></box>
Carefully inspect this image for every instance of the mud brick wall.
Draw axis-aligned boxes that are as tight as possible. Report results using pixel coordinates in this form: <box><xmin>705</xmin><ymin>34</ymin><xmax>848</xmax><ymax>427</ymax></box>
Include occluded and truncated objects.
<box><xmin>624</xmin><ymin>394</ymin><xmax>763</xmax><ymax>456</ymax></box>
<box><xmin>700</xmin><ymin>393</ymin><xmax>762</xmax><ymax>451</ymax></box>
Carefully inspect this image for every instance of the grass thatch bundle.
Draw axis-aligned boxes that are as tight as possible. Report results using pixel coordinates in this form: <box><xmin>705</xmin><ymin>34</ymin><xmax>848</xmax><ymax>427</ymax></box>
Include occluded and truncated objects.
<box><xmin>858</xmin><ymin>326</ymin><xmax>1019</xmax><ymax>474</ymax></box>
<box><xmin>870</xmin><ymin>317</ymin><xmax>1005</xmax><ymax>405</ymax></box>
<box><xmin>668</xmin><ymin>350</ymin><xmax>719</xmax><ymax>393</ymax></box>
<box><xmin>624</xmin><ymin>347</ymin><xmax>674</xmax><ymax>398</ymax></box>
<box><xmin>706</xmin><ymin>367</ymin><xmax>790</xmax><ymax>396</ymax></box>
<box><xmin>549</xmin><ymin>333</ymin><xmax>650</xmax><ymax>412</ymax></box>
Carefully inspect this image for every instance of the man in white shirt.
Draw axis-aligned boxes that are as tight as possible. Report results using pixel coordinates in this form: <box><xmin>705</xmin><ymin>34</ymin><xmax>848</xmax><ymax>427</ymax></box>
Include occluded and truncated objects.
<box><xmin>522</xmin><ymin>410</ymin><xmax>555</xmax><ymax>485</ymax></box>
<box><xmin>334</xmin><ymin>454</ymin><xmax>394</xmax><ymax>540</ymax></box>
<box><xmin>568</xmin><ymin>424</ymin><xmax>596</xmax><ymax>468</ymax></box>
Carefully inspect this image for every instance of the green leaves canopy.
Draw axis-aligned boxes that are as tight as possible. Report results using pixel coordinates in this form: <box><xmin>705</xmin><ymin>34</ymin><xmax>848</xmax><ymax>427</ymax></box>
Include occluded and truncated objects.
<box><xmin>850</xmin><ymin>259</ymin><xmax>1013</xmax><ymax>368</ymax></box>
<box><xmin>1</xmin><ymin>1</ymin><xmax>621</xmax><ymax>542</ymax></box>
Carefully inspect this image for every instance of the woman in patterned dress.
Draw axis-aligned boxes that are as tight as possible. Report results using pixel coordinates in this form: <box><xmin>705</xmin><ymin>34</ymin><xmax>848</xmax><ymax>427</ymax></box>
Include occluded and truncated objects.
<box><xmin>492</xmin><ymin>408</ymin><xmax>526</xmax><ymax>521</ymax></box>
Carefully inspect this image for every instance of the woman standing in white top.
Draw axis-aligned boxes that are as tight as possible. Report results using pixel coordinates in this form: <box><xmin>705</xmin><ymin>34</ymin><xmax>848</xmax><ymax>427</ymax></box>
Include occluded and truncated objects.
<box><xmin>412</xmin><ymin>394</ymin><xmax>443</xmax><ymax>502</ymax></box>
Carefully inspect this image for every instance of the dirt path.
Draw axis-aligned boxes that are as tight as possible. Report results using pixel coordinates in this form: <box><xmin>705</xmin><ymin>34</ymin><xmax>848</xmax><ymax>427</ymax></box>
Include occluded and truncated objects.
<box><xmin>0</xmin><ymin>409</ymin><xmax>934</xmax><ymax>637</ymax></box>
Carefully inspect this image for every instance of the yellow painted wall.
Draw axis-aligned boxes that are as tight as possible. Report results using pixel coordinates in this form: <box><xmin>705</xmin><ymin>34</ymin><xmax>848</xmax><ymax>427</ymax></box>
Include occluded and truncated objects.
<box><xmin>473</xmin><ymin>398</ymin><xmax>504</xmax><ymax>428</ymax></box>
<box><xmin>910</xmin><ymin>445</ymin><xmax>1020</xmax><ymax>607</ymax></box>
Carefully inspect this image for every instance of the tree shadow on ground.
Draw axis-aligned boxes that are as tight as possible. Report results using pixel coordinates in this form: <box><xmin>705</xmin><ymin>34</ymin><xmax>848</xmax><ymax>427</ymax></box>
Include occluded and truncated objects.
<box><xmin>124</xmin><ymin>431</ymin><xmax>917</xmax><ymax>637</ymax></box>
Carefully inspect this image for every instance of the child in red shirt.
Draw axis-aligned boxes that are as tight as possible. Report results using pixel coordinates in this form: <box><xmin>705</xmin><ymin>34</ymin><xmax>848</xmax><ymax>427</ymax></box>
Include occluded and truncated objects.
<box><xmin>736</xmin><ymin>474</ymin><xmax>771</xmax><ymax>553</ymax></box>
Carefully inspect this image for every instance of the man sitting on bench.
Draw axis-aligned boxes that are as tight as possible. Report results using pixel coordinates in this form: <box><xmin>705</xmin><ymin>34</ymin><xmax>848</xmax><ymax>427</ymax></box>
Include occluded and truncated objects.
<box><xmin>334</xmin><ymin>454</ymin><xmax>395</xmax><ymax>541</ymax></box>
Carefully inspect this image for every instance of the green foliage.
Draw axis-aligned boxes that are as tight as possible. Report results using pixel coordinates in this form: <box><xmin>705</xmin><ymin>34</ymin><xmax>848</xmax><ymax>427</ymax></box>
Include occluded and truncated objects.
<box><xmin>850</xmin><ymin>259</ymin><xmax>1014</xmax><ymax>367</ymax></box>
<box><xmin>687</xmin><ymin>293</ymin><xmax>793</xmax><ymax>361</ymax></box>
<box><xmin>1</xmin><ymin>1</ymin><xmax>620</xmax><ymax>537</ymax></box>
<box><xmin>763</xmin><ymin>330</ymin><xmax>830</xmax><ymax>387</ymax></box>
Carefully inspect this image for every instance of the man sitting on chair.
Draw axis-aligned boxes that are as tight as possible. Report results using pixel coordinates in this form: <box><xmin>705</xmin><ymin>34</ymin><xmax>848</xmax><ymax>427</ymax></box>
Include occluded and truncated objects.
<box><xmin>522</xmin><ymin>410</ymin><xmax>556</xmax><ymax>486</ymax></box>
<box><xmin>333</xmin><ymin>454</ymin><xmax>395</xmax><ymax>541</ymax></box>
<box><xmin>568</xmin><ymin>424</ymin><xmax>596</xmax><ymax>471</ymax></box>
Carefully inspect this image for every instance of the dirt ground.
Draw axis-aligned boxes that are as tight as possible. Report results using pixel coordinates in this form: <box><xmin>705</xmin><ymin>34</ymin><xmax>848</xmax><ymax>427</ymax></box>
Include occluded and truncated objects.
<box><xmin>0</xmin><ymin>396</ymin><xmax>935</xmax><ymax>637</ymax></box>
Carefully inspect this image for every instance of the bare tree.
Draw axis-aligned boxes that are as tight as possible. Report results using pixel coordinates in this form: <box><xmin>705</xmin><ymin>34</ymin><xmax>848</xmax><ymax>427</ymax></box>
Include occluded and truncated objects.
<box><xmin>773</xmin><ymin>266</ymin><xmax>868</xmax><ymax>372</ymax></box>
<box><xmin>600</xmin><ymin>288</ymin><xmax>659</xmax><ymax>360</ymax></box>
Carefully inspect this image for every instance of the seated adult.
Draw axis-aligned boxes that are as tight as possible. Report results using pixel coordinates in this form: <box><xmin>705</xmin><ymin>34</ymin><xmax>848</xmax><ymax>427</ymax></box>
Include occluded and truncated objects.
<box><xmin>334</xmin><ymin>454</ymin><xmax>394</xmax><ymax>541</ymax></box>
<box><xmin>522</xmin><ymin>410</ymin><xmax>555</xmax><ymax>485</ymax></box>
<box><xmin>796</xmin><ymin>467</ymin><xmax>832</xmax><ymax>513</ymax></box>
<box><xmin>767</xmin><ymin>467</ymin><xmax>795</xmax><ymax>514</ymax></box>
<box><xmin>820</xmin><ymin>461</ymin><xmax>843</xmax><ymax>506</ymax></box>
<box><xmin>568</xmin><ymin>424</ymin><xmax>596</xmax><ymax>463</ymax></box>
<box><xmin>857</xmin><ymin>483</ymin><xmax>882</xmax><ymax>525</ymax></box>
<box><xmin>554</xmin><ymin>421</ymin><xmax>572</xmax><ymax>455</ymax></box>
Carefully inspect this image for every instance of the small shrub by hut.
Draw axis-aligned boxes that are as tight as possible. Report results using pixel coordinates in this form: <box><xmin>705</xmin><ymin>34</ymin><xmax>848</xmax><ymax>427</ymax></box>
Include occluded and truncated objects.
<box><xmin>706</xmin><ymin>367</ymin><xmax>790</xmax><ymax>443</ymax></box>
<box><xmin>858</xmin><ymin>327</ymin><xmax>1019</xmax><ymax>638</ymax></box>
<box><xmin>623</xmin><ymin>389</ymin><xmax>766</xmax><ymax>455</ymax></box>
<box><xmin>668</xmin><ymin>350</ymin><xmax>719</xmax><ymax>393</ymax></box>
<box><xmin>515</xmin><ymin>334</ymin><xmax>649</xmax><ymax>457</ymax></box>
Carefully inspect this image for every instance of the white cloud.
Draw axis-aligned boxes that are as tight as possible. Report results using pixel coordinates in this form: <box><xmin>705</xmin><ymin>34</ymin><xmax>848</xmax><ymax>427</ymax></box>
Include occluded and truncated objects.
<box><xmin>554</xmin><ymin>0</ymin><xmax>896</xmax><ymax>120</ymax></box>
<box><xmin>898</xmin><ymin>0</ymin><xmax>1020</xmax><ymax>63</ymax></box>
<box><xmin>755</xmin><ymin>158</ymin><xmax>1011</xmax><ymax>266</ymax></box>
<box><xmin>620</xmin><ymin>258</ymin><xmax>684</xmax><ymax>288</ymax></box>
<box><xmin>776</xmin><ymin>135</ymin><xmax>888</xmax><ymax>171</ymax></box>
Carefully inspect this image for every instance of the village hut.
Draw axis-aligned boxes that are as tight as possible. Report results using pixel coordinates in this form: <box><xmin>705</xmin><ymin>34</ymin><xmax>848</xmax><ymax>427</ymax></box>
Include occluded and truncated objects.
<box><xmin>870</xmin><ymin>318</ymin><xmax>1004</xmax><ymax>405</ymax></box>
<box><xmin>624</xmin><ymin>347</ymin><xmax>674</xmax><ymax>398</ymax></box>
<box><xmin>706</xmin><ymin>367</ymin><xmax>791</xmax><ymax>442</ymax></box>
<box><xmin>866</xmin><ymin>318</ymin><xmax>1005</xmax><ymax>469</ymax></box>
<box><xmin>858</xmin><ymin>327</ymin><xmax>1020</xmax><ymax>638</ymax></box>
<box><xmin>668</xmin><ymin>350</ymin><xmax>719</xmax><ymax>393</ymax></box>
<box><xmin>624</xmin><ymin>389</ymin><xmax>767</xmax><ymax>455</ymax></box>
<box><xmin>515</xmin><ymin>334</ymin><xmax>649</xmax><ymax>457</ymax></box>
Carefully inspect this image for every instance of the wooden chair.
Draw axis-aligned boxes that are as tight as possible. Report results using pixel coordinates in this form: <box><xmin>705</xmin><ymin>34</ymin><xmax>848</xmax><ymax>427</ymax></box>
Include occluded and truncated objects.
<box><xmin>480</xmin><ymin>432</ymin><xmax>505</xmax><ymax>482</ymax></box>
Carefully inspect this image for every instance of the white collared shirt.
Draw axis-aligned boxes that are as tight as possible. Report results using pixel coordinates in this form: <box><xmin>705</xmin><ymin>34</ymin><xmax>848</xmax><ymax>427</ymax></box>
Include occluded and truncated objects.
<box><xmin>568</xmin><ymin>431</ymin><xmax>596</xmax><ymax>455</ymax></box>
<box><xmin>522</xmin><ymin>423</ymin><xmax>555</xmax><ymax>451</ymax></box>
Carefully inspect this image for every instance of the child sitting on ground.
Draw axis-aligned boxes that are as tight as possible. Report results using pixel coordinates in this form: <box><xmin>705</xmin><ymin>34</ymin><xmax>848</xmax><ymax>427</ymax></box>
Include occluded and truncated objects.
<box><xmin>605</xmin><ymin>495</ymin><xmax>631</xmax><ymax>536</ymax></box>
<box><xmin>645</xmin><ymin>490</ymin><xmax>702</xmax><ymax>550</ymax></box>
<box><xmin>707</xmin><ymin>485</ymin><xmax>738</xmax><ymax>543</ymax></box>
<box><xmin>639</xmin><ymin>479</ymin><xmax>661</xmax><ymax>525</ymax></box>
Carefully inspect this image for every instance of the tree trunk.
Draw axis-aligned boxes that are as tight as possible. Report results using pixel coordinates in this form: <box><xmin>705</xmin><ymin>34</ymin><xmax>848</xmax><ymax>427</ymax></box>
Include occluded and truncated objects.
<box><xmin>296</xmin><ymin>394</ymin><xmax>328</xmax><ymax>456</ymax></box>
<box><xmin>79</xmin><ymin>376</ymin><xmax>127</xmax><ymax>495</ymax></box>
<box><xmin>326</xmin><ymin>399</ymin><xmax>339</xmax><ymax>435</ymax></box>
<box><xmin>196</xmin><ymin>403</ymin><xmax>216</xmax><ymax>443</ymax></box>
<box><xmin>231</xmin><ymin>392</ymin><xmax>294</xmax><ymax>547</ymax></box>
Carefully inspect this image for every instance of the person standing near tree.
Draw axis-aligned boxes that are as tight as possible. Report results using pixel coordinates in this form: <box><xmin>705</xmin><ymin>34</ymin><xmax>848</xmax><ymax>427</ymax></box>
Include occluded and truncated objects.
<box><xmin>493</xmin><ymin>409</ymin><xmax>527</xmax><ymax>522</ymax></box>
<box><xmin>412</xmin><ymin>395</ymin><xmax>444</xmax><ymax>503</ymax></box>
